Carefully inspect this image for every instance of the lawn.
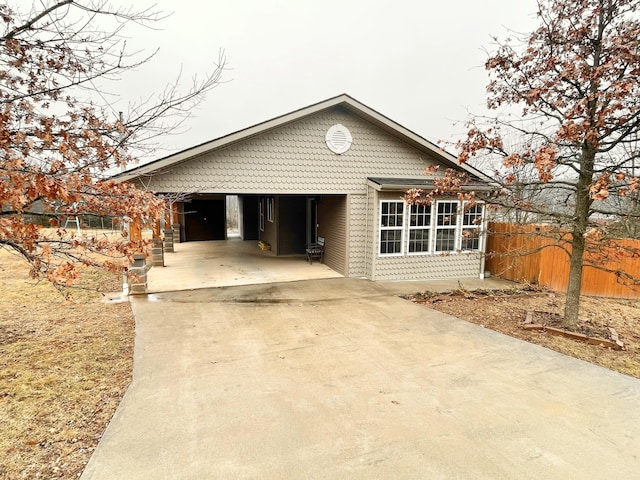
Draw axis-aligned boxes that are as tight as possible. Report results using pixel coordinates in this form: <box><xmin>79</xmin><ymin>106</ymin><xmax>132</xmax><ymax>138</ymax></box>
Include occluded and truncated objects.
<box><xmin>0</xmin><ymin>249</ymin><xmax>134</xmax><ymax>479</ymax></box>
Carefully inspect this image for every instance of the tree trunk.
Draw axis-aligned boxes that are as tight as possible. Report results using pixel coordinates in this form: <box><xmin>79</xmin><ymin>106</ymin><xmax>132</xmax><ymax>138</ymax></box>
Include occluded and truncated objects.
<box><xmin>563</xmin><ymin>146</ymin><xmax>595</xmax><ymax>326</ymax></box>
<box><xmin>564</xmin><ymin>232</ymin><xmax>585</xmax><ymax>326</ymax></box>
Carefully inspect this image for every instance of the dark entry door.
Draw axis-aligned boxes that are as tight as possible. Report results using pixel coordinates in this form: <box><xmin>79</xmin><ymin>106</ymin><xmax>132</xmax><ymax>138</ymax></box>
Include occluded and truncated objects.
<box><xmin>185</xmin><ymin>199</ymin><xmax>226</xmax><ymax>241</ymax></box>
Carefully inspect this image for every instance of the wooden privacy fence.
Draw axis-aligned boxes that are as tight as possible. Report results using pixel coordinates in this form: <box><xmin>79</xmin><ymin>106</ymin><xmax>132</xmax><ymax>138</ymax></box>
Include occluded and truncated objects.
<box><xmin>485</xmin><ymin>222</ymin><xmax>640</xmax><ymax>299</ymax></box>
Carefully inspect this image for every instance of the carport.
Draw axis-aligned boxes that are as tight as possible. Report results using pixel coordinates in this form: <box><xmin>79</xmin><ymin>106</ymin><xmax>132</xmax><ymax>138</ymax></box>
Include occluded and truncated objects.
<box><xmin>147</xmin><ymin>237</ymin><xmax>342</xmax><ymax>293</ymax></box>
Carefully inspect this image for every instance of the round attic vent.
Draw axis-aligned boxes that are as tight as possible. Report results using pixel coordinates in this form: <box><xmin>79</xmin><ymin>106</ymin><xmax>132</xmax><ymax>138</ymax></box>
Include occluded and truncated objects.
<box><xmin>325</xmin><ymin>124</ymin><xmax>353</xmax><ymax>154</ymax></box>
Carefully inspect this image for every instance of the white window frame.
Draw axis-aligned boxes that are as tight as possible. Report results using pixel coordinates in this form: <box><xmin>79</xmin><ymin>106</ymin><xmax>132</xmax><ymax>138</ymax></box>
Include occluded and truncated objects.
<box><xmin>407</xmin><ymin>203</ymin><xmax>432</xmax><ymax>255</ymax></box>
<box><xmin>434</xmin><ymin>200</ymin><xmax>459</xmax><ymax>253</ymax></box>
<box><xmin>379</xmin><ymin>200</ymin><xmax>404</xmax><ymax>256</ymax></box>
<box><xmin>460</xmin><ymin>201</ymin><xmax>484</xmax><ymax>252</ymax></box>
<box><xmin>266</xmin><ymin>197</ymin><xmax>274</xmax><ymax>223</ymax></box>
<box><xmin>259</xmin><ymin>198</ymin><xmax>264</xmax><ymax>232</ymax></box>
<box><xmin>376</xmin><ymin>199</ymin><xmax>486</xmax><ymax>257</ymax></box>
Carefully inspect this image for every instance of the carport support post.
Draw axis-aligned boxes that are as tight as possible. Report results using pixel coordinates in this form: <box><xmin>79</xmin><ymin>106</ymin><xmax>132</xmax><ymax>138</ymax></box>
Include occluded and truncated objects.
<box><xmin>164</xmin><ymin>229</ymin><xmax>174</xmax><ymax>253</ymax></box>
<box><xmin>163</xmin><ymin>200</ymin><xmax>174</xmax><ymax>253</ymax></box>
<box><xmin>151</xmin><ymin>219</ymin><xmax>164</xmax><ymax>267</ymax></box>
<box><xmin>172</xmin><ymin>202</ymin><xmax>181</xmax><ymax>244</ymax></box>
<box><xmin>126</xmin><ymin>219</ymin><xmax>148</xmax><ymax>294</ymax></box>
<box><xmin>172</xmin><ymin>223</ymin><xmax>181</xmax><ymax>244</ymax></box>
<box><xmin>127</xmin><ymin>253</ymin><xmax>148</xmax><ymax>295</ymax></box>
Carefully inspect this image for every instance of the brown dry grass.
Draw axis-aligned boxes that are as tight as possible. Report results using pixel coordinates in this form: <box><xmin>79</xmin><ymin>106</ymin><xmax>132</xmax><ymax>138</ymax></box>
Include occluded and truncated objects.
<box><xmin>406</xmin><ymin>286</ymin><xmax>640</xmax><ymax>379</ymax></box>
<box><xmin>0</xmin><ymin>249</ymin><xmax>134</xmax><ymax>479</ymax></box>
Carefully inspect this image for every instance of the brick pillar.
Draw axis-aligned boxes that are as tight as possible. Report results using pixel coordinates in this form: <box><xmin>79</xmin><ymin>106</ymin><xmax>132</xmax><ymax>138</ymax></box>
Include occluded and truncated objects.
<box><xmin>127</xmin><ymin>254</ymin><xmax>147</xmax><ymax>295</ymax></box>
<box><xmin>164</xmin><ymin>229</ymin><xmax>174</xmax><ymax>253</ymax></box>
<box><xmin>151</xmin><ymin>237</ymin><xmax>164</xmax><ymax>267</ymax></box>
<box><xmin>172</xmin><ymin>223</ymin><xmax>181</xmax><ymax>244</ymax></box>
<box><xmin>151</xmin><ymin>219</ymin><xmax>164</xmax><ymax>267</ymax></box>
<box><xmin>172</xmin><ymin>203</ymin><xmax>181</xmax><ymax>243</ymax></box>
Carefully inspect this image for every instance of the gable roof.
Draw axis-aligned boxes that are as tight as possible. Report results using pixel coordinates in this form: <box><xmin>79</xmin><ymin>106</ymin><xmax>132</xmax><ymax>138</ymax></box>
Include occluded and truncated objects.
<box><xmin>115</xmin><ymin>93</ymin><xmax>491</xmax><ymax>183</ymax></box>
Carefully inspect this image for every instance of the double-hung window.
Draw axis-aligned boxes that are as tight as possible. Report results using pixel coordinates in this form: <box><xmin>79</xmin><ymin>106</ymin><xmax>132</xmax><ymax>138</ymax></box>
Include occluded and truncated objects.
<box><xmin>378</xmin><ymin>199</ymin><xmax>484</xmax><ymax>256</ymax></box>
<box><xmin>461</xmin><ymin>202</ymin><xmax>484</xmax><ymax>251</ymax></box>
<box><xmin>379</xmin><ymin>200</ymin><xmax>404</xmax><ymax>255</ymax></box>
<box><xmin>434</xmin><ymin>201</ymin><xmax>458</xmax><ymax>252</ymax></box>
<box><xmin>408</xmin><ymin>204</ymin><xmax>431</xmax><ymax>254</ymax></box>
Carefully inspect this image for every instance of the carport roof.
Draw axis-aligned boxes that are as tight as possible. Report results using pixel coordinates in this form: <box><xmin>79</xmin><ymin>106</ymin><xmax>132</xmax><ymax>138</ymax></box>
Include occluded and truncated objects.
<box><xmin>115</xmin><ymin>94</ymin><xmax>493</xmax><ymax>184</ymax></box>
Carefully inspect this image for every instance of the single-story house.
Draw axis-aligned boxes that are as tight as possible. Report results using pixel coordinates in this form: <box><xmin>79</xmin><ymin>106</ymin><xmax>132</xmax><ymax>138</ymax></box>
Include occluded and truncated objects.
<box><xmin>117</xmin><ymin>94</ymin><xmax>493</xmax><ymax>281</ymax></box>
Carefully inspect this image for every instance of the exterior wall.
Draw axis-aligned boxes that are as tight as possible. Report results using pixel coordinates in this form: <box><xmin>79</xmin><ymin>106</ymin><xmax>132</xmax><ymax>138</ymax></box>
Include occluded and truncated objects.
<box><xmin>373</xmin><ymin>253</ymin><xmax>482</xmax><ymax>281</ymax></box>
<box><xmin>239</xmin><ymin>195</ymin><xmax>259</xmax><ymax>241</ymax></box>
<box><xmin>183</xmin><ymin>197</ymin><xmax>226</xmax><ymax>241</ymax></box>
<box><xmin>139</xmin><ymin>106</ymin><xmax>441</xmax><ymax>195</ymax></box>
<box><xmin>317</xmin><ymin>195</ymin><xmax>347</xmax><ymax>276</ymax></box>
<box><xmin>348</xmin><ymin>194</ymin><xmax>368</xmax><ymax>277</ymax></box>
<box><xmin>370</xmin><ymin>191</ymin><xmax>483</xmax><ymax>281</ymax></box>
<box><xmin>176</xmin><ymin>202</ymin><xmax>185</xmax><ymax>242</ymax></box>
<box><xmin>260</xmin><ymin>197</ymin><xmax>278</xmax><ymax>253</ymax></box>
<box><xmin>277</xmin><ymin>196</ymin><xmax>306</xmax><ymax>255</ymax></box>
<box><xmin>363</xmin><ymin>186</ymin><xmax>376</xmax><ymax>279</ymax></box>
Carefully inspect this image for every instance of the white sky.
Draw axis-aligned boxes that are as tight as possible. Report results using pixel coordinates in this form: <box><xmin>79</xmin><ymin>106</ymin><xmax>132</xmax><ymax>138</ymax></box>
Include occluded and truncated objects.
<box><xmin>107</xmin><ymin>0</ymin><xmax>541</xmax><ymax>157</ymax></box>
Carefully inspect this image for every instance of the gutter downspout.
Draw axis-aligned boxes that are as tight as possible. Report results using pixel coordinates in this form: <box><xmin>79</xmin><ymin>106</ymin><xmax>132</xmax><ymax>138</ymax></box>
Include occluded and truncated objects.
<box><xmin>479</xmin><ymin>210</ymin><xmax>489</xmax><ymax>279</ymax></box>
<box><xmin>365</xmin><ymin>187</ymin><xmax>371</xmax><ymax>280</ymax></box>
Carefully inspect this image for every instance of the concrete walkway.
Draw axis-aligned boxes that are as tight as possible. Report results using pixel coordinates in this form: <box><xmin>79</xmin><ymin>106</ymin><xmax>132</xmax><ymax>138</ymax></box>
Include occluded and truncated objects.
<box><xmin>83</xmin><ymin>277</ymin><xmax>640</xmax><ymax>479</ymax></box>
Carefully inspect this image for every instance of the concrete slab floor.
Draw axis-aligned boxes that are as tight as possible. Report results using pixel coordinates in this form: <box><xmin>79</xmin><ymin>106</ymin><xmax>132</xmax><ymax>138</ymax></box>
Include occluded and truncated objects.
<box><xmin>147</xmin><ymin>239</ymin><xmax>343</xmax><ymax>293</ymax></box>
<box><xmin>82</xmin><ymin>278</ymin><xmax>640</xmax><ymax>480</ymax></box>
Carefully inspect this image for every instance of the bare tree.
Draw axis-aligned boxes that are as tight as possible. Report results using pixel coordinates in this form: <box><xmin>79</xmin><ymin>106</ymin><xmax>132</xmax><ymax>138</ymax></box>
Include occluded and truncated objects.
<box><xmin>0</xmin><ymin>0</ymin><xmax>227</xmax><ymax>288</ymax></box>
<box><xmin>459</xmin><ymin>0</ymin><xmax>640</xmax><ymax>326</ymax></box>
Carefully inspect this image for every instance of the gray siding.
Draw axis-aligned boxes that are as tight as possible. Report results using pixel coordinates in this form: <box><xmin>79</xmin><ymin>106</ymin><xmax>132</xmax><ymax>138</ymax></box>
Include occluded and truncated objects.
<box><xmin>139</xmin><ymin>107</ymin><xmax>440</xmax><ymax>195</ymax></box>
<box><xmin>318</xmin><ymin>195</ymin><xmax>347</xmax><ymax>275</ymax></box>
<box><xmin>348</xmin><ymin>194</ymin><xmax>368</xmax><ymax>277</ymax></box>
<box><xmin>374</xmin><ymin>253</ymin><xmax>482</xmax><ymax>281</ymax></box>
<box><xmin>364</xmin><ymin>187</ymin><xmax>376</xmax><ymax>279</ymax></box>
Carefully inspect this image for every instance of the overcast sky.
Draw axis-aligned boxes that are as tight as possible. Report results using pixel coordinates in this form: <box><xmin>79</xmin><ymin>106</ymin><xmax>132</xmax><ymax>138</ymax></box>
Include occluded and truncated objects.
<box><xmin>107</xmin><ymin>0</ymin><xmax>541</xmax><ymax>157</ymax></box>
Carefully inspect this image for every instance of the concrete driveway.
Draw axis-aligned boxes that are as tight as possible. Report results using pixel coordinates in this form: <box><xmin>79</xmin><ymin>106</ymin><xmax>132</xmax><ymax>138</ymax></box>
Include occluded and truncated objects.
<box><xmin>83</xmin><ymin>278</ymin><xmax>640</xmax><ymax>479</ymax></box>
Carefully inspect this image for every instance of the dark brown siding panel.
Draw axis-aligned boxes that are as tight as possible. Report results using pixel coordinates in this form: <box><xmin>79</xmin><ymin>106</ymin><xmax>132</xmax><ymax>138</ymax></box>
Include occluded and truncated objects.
<box><xmin>185</xmin><ymin>199</ymin><xmax>226</xmax><ymax>241</ymax></box>
<box><xmin>240</xmin><ymin>195</ymin><xmax>259</xmax><ymax>241</ymax></box>
<box><xmin>278</xmin><ymin>196</ymin><xmax>306</xmax><ymax>255</ymax></box>
<box><xmin>318</xmin><ymin>195</ymin><xmax>347</xmax><ymax>275</ymax></box>
<box><xmin>260</xmin><ymin>197</ymin><xmax>278</xmax><ymax>253</ymax></box>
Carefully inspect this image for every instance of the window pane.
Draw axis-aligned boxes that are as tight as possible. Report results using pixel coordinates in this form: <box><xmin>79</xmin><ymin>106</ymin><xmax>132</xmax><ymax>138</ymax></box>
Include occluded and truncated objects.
<box><xmin>380</xmin><ymin>229</ymin><xmax>402</xmax><ymax>254</ymax></box>
<box><xmin>409</xmin><ymin>228</ymin><xmax>430</xmax><ymax>253</ymax></box>
<box><xmin>461</xmin><ymin>229</ymin><xmax>480</xmax><ymax>251</ymax></box>
<box><xmin>463</xmin><ymin>203</ymin><xmax>483</xmax><ymax>227</ymax></box>
<box><xmin>410</xmin><ymin>204</ymin><xmax>430</xmax><ymax>227</ymax></box>
<box><xmin>395</xmin><ymin>203</ymin><xmax>403</xmax><ymax>226</ymax></box>
<box><xmin>437</xmin><ymin>202</ymin><xmax>458</xmax><ymax>226</ymax></box>
<box><xmin>435</xmin><ymin>228</ymin><xmax>456</xmax><ymax>252</ymax></box>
